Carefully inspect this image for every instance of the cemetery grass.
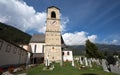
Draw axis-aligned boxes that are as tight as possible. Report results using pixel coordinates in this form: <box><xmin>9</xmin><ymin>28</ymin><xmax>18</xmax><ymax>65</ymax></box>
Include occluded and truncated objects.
<box><xmin>16</xmin><ymin>62</ymin><xmax>118</xmax><ymax>75</ymax></box>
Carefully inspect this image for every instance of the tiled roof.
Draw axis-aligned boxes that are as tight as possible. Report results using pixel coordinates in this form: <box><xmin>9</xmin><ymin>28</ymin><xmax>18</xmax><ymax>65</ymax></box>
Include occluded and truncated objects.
<box><xmin>30</xmin><ymin>34</ymin><xmax>65</xmax><ymax>45</ymax></box>
<box><xmin>48</xmin><ymin>6</ymin><xmax>60</xmax><ymax>10</ymax></box>
<box><xmin>30</xmin><ymin>34</ymin><xmax>45</xmax><ymax>43</ymax></box>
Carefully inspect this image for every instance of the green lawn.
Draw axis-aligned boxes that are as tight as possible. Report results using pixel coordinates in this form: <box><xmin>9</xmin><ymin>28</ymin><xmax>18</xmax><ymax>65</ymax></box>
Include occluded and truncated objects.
<box><xmin>16</xmin><ymin>62</ymin><xmax>118</xmax><ymax>75</ymax></box>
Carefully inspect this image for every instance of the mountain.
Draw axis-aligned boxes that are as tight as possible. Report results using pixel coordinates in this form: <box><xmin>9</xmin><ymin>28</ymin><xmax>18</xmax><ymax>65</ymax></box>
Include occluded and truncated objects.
<box><xmin>66</xmin><ymin>44</ymin><xmax>120</xmax><ymax>56</ymax></box>
<box><xmin>0</xmin><ymin>22</ymin><xmax>31</xmax><ymax>44</ymax></box>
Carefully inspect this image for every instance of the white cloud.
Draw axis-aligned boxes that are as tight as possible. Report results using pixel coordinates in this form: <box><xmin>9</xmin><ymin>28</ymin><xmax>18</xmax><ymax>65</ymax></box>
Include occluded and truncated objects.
<box><xmin>88</xmin><ymin>35</ymin><xmax>97</xmax><ymax>43</ymax></box>
<box><xmin>0</xmin><ymin>0</ymin><xmax>69</xmax><ymax>34</ymax></box>
<box><xmin>0</xmin><ymin>0</ymin><xmax>46</xmax><ymax>33</ymax></box>
<box><xmin>61</xmin><ymin>15</ymin><xmax>69</xmax><ymax>33</ymax></box>
<box><xmin>111</xmin><ymin>39</ymin><xmax>119</xmax><ymax>44</ymax></box>
<box><xmin>62</xmin><ymin>31</ymin><xmax>97</xmax><ymax>45</ymax></box>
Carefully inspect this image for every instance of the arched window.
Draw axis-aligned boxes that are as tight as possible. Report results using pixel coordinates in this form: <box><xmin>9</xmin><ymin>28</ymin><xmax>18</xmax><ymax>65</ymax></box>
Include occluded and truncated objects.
<box><xmin>51</xmin><ymin>11</ymin><xmax>56</xmax><ymax>18</ymax></box>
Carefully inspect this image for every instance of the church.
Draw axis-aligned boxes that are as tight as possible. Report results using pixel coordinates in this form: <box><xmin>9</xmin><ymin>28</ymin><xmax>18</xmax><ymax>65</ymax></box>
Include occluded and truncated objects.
<box><xmin>29</xmin><ymin>6</ymin><xmax>73</xmax><ymax>64</ymax></box>
<box><xmin>0</xmin><ymin>6</ymin><xmax>73</xmax><ymax>68</ymax></box>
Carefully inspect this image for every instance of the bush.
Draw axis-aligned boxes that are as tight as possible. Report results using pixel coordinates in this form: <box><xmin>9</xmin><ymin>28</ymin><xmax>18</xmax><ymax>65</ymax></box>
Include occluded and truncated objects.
<box><xmin>20</xmin><ymin>65</ymin><xmax>26</xmax><ymax>70</ymax></box>
<box><xmin>8</xmin><ymin>66</ymin><xmax>14</xmax><ymax>73</ymax></box>
<box><xmin>0</xmin><ymin>67</ymin><xmax>3</xmax><ymax>75</ymax></box>
<box><xmin>106</xmin><ymin>56</ymin><xmax>117</xmax><ymax>65</ymax></box>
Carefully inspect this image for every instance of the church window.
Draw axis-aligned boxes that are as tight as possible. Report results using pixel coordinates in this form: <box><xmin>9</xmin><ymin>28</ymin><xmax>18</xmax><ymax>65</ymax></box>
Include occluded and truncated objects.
<box><xmin>0</xmin><ymin>41</ymin><xmax>3</xmax><ymax>50</ymax></box>
<box><xmin>6</xmin><ymin>44</ymin><xmax>11</xmax><ymax>52</ymax></box>
<box><xmin>13</xmin><ymin>47</ymin><xmax>17</xmax><ymax>54</ymax></box>
<box><xmin>51</xmin><ymin>11</ymin><xmax>56</xmax><ymax>18</ymax></box>
<box><xmin>34</xmin><ymin>44</ymin><xmax>37</xmax><ymax>53</ymax></box>
<box><xmin>18</xmin><ymin>49</ymin><xmax>21</xmax><ymax>55</ymax></box>
<box><xmin>20</xmin><ymin>51</ymin><xmax>22</xmax><ymax>55</ymax></box>
<box><xmin>67</xmin><ymin>51</ymin><xmax>69</xmax><ymax>55</ymax></box>
<box><xmin>22</xmin><ymin>51</ymin><xmax>24</xmax><ymax>56</ymax></box>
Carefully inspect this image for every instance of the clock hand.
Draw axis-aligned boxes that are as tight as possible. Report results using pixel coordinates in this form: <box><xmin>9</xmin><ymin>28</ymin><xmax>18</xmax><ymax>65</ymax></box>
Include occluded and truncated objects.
<box><xmin>52</xmin><ymin>21</ymin><xmax>56</xmax><ymax>24</ymax></box>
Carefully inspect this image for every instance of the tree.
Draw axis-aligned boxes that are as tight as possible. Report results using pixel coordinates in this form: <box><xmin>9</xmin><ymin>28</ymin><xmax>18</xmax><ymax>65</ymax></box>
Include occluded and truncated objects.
<box><xmin>106</xmin><ymin>56</ymin><xmax>117</xmax><ymax>65</ymax></box>
<box><xmin>85</xmin><ymin>39</ymin><xmax>104</xmax><ymax>58</ymax></box>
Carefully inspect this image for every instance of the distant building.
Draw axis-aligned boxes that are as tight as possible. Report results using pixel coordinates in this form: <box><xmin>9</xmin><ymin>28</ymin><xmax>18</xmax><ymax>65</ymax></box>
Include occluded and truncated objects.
<box><xmin>62</xmin><ymin>50</ymin><xmax>73</xmax><ymax>62</ymax></box>
<box><xmin>0</xmin><ymin>38</ymin><xmax>30</xmax><ymax>68</ymax></box>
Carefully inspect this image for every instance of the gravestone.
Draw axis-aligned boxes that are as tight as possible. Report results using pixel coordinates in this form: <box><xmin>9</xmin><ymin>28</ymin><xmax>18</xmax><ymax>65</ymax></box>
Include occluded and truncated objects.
<box><xmin>84</xmin><ymin>57</ymin><xmax>88</xmax><ymax>66</ymax></box>
<box><xmin>79</xmin><ymin>56</ymin><xmax>83</xmax><ymax>65</ymax></box>
<box><xmin>45</xmin><ymin>58</ymin><xmax>50</xmax><ymax>67</ymax></box>
<box><xmin>96</xmin><ymin>59</ymin><xmax>101</xmax><ymax>65</ymax></box>
<box><xmin>110</xmin><ymin>64</ymin><xmax>120</xmax><ymax>75</ymax></box>
<box><xmin>88</xmin><ymin>58</ymin><xmax>92</xmax><ymax>67</ymax></box>
<box><xmin>72</xmin><ymin>60</ymin><xmax>75</xmax><ymax>67</ymax></box>
<box><xmin>102</xmin><ymin>59</ymin><xmax>109</xmax><ymax>72</ymax></box>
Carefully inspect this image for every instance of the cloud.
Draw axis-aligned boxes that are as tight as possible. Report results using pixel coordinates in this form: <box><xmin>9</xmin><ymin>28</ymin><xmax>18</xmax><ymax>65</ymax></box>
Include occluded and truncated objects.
<box><xmin>62</xmin><ymin>31</ymin><xmax>97</xmax><ymax>45</ymax></box>
<box><xmin>101</xmin><ymin>39</ymin><xmax>120</xmax><ymax>45</ymax></box>
<box><xmin>101</xmin><ymin>34</ymin><xmax>120</xmax><ymax>45</ymax></box>
<box><xmin>0</xmin><ymin>0</ymin><xmax>46</xmax><ymax>33</ymax></box>
<box><xmin>0</xmin><ymin>0</ymin><xmax>69</xmax><ymax>34</ymax></box>
<box><xmin>61</xmin><ymin>15</ymin><xmax>69</xmax><ymax>33</ymax></box>
<box><xmin>111</xmin><ymin>40</ymin><xmax>118</xmax><ymax>44</ymax></box>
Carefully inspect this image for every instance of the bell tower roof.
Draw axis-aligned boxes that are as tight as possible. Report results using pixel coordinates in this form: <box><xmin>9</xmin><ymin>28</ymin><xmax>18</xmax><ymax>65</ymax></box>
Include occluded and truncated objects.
<box><xmin>48</xmin><ymin>6</ymin><xmax>60</xmax><ymax>10</ymax></box>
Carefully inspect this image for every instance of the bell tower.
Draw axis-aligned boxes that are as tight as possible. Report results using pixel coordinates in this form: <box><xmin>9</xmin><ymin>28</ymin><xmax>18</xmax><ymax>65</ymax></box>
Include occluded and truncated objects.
<box><xmin>44</xmin><ymin>6</ymin><xmax>62</xmax><ymax>63</ymax></box>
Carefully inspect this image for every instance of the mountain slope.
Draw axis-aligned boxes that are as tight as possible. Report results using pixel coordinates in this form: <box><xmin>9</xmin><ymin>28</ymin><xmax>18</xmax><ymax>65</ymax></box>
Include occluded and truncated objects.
<box><xmin>67</xmin><ymin>44</ymin><xmax>120</xmax><ymax>56</ymax></box>
<box><xmin>0</xmin><ymin>22</ymin><xmax>31</xmax><ymax>44</ymax></box>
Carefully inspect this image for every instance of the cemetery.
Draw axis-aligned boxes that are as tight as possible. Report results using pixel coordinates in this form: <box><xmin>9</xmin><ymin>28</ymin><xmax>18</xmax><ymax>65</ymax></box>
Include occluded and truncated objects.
<box><xmin>11</xmin><ymin>56</ymin><xmax>119</xmax><ymax>75</ymax></box>
<box><xmin>1</xmin><ymin>55</ymin><xmax>119</xmax><ymax>75</ymax></box>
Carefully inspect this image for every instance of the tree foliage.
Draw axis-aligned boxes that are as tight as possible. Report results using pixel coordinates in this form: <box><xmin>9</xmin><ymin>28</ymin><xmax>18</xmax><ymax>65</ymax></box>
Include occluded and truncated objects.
<box><xmin>106</xmin><ymin>56</ymin><xmax>117</xmax><ymax>65</ymax></box>
<box><xmin>85</xmin><ymin>39</ymin><xmax>104</xmax><ymax>58</ymax></box>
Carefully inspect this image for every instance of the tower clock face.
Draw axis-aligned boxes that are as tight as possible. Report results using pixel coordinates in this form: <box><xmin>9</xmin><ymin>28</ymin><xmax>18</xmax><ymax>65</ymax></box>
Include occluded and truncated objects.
<box><xmin>50</xmin><ymin>20</ymin><xmax>57</xmax><ymax>25</ymax></box>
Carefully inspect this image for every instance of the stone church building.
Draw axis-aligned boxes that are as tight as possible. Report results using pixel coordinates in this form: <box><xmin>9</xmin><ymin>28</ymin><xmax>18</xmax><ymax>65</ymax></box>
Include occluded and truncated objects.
<box><xmin>29</xmin><ymin>6</ymin><xmax>73</xmax><ymax>64</ymax></box>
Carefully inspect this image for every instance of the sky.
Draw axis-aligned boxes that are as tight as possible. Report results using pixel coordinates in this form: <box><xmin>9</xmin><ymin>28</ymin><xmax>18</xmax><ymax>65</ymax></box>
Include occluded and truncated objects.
<box><xmin>0</xmin><ymin>0</ymin><xmax>120</xmax><ymax>45</ymax></box>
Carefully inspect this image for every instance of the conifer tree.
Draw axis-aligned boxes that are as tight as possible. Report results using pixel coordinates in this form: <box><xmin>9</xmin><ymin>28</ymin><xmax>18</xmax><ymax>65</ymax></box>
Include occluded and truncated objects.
<box><xmin>85</xmin><ymin>39</ymin><xmax>103</xmax><ymax>58</ymax></box>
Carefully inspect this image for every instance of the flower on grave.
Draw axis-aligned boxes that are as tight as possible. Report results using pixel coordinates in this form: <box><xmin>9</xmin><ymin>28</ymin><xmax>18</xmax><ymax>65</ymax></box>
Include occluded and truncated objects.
<box><xmin>8</xmin><ymin>66</ymin><xmax>14</xmax><ymax>73</ymax></box>
<box><xmin>0</xmin><ymin>67</ymin><xmax>3</xmax><ymax>74</ymax></box>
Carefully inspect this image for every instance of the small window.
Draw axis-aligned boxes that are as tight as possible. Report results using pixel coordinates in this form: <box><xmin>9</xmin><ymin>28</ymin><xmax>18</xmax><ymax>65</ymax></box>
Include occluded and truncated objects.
<box><xmin>18</xmin><ymin>49</ymin><xmax>21</xmax><ymax>55</ymax></box>
<box><xmin>67</xmin><ymin>52</ymin><xmax>69</xmax><ymax>55</ymax></box>
<box><xmin>6</xmin><ymin>44</ymin><xmax>11</xmax><ymax>52</ymax></box>
<box><xmin>13</xmin><ymin>47</ymin><xmax>17</xmax><ymax>54</ymax></box>
<box><xmin>52</xmin><ymin>57</ymin><xmax>54</xmax><ymax>59</ymax></box>
<box><xmin>51</xmin><ymin>11</ymin><xmax>56</xmax><ymax>18</ymax></box>
<box><xmin>52</xmin><ymin>47</ymin><xmax>54</xmax><ymax>49</ymax></box>
<box><xmin>62</xmin><ymin>52</ymin><xmax>64</xmax><ymax>55</ymax></box>
<box><xmin>22</xmin><ymin>51</ymin><xmax>24</xmax><ymax>56</ymax></box>
<box><xmin>0</xmin><ymin>41</ymin><xmax>3</xmax><ymax>50</ymax></box>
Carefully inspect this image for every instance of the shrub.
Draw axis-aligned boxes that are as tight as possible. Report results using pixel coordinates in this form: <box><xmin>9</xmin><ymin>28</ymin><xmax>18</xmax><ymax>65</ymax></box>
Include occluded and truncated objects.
<box><xmin>8</xmin><ymin>66</ymin><xmax>14</xmax><ymax>73</ymax></box>
<box><xmin>0</xmin><ymin>67</ymin><xmax>3</xmax><ymax>75</ymax></box>
<box><xmin>106</xmin><ymin>56</ymin><xmax>117</xmax><ymax>65</ymax></box>
<box><xmin>20</xmin><ymin>65</ymin><xmax>26</xmax><ymax>70</ymax></box>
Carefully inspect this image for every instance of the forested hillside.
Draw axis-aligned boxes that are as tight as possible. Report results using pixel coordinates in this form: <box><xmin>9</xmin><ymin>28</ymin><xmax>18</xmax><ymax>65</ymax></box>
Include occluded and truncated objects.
<box><xmin>0</xmin><ymin>22</ymin><xmax>31</xmax><ymax>44</ymax></box>
<box><xmin>67</xmin><ymin>44</ymin><xmax>120</xmax><ymax>56</ymax></box>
